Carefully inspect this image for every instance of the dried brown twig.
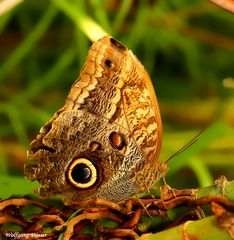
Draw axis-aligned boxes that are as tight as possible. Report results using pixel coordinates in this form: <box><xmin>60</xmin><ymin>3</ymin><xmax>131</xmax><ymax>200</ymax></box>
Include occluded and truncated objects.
<box><xmin>0</xmin><ymin>179</ymin><xmax>234</xmax><ymax>239</ymax></box>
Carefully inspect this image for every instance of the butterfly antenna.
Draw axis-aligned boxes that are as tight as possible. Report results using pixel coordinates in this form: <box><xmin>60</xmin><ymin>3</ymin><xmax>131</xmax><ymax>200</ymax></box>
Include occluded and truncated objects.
<box><xmin>165</xmin><ymin>128</ymin><xmax>206</xmax><ymax>164</ymax></box>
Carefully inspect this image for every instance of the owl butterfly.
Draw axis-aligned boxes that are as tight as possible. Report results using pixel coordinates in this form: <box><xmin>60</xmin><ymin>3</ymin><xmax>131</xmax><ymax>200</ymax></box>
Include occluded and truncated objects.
<box><xmin>24</xmin><ymin>35</ymin><xmax>167</xmax><ymax>203</ymax></box>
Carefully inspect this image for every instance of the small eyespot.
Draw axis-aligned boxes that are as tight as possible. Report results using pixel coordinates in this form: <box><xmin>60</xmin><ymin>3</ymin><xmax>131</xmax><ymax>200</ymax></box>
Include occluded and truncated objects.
<box><xmin>105</xmin><ymin>59</ymin><xmax>114</xmax><ymax>68</ymax></box>
<box><xmin>110</xmin><ymin>38</ymin><xmax>126</xmax><ymax>51</ymax></box>
<box><xmin>109</xmin><ymin>132</ymin><xmax>127</xmax><ymax>151</ymax></box>
<box><xmin>89</xmin><ymin>141</ymin><xmax>102</xmax><ymax>151</ymax></box>
<box><xmin>67</xmin><ymin>158</ymin><xmax>97</xmax><ymax>189</ymax></box>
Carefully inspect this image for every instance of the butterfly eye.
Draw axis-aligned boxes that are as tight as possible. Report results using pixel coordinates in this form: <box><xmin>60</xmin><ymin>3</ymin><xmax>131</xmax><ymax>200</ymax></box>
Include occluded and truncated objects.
<box><xmin>105</xmin><ymin>59</ymin><xmax>114</xmax><ymax>68</ymax></box>
<box><xmin>109</xmin><ymin>132</ymin><xmax>127</xmax><ymax>151</ymax></box>
<box><xmin>67</xmin><ymin>158</ymin><xmax>97</xmax><ymax>189</ymax></box>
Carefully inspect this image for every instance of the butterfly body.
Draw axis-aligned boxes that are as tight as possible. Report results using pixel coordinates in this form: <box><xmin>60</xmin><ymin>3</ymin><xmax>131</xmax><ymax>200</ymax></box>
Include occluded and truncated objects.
<box><xmin>24</xmin><ymin>35</ymin><xmax>166</xmax><ymax>203</ymax></box>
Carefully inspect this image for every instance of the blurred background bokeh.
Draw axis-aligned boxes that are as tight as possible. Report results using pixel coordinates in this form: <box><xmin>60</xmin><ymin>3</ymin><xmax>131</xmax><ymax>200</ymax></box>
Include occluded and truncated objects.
<box><xmin>0</xmin><ymin>0</ymin><xmax>233</xmax><ymax>196</ymax></box>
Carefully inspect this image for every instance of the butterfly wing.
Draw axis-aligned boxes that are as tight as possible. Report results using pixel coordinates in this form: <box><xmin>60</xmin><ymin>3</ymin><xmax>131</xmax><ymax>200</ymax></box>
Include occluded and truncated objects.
<box><xmin>24</xmin><ymin>35</ymin><xmax>163</xmax><ymax>202</ymax></box>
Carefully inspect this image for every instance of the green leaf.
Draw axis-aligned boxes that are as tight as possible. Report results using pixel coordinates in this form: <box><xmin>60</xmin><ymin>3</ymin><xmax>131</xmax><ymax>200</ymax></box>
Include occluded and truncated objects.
<box><xmin>167</xmin><ymin>121</ymin><xmax>231</xmax><ymax>176</ymax></box>
<box><xmin>189</xmin><ymin>157</ymin><xmax>214</xmax><ymax>186</ymax></box>
<box><xmin>51</xmin><ymin>0</ymin><xmax>107</xmax><ymax>41</ymax></box>
<box><xmin>0</xmin><ymin>5</ymin><xmax>58</xmax><ymax>82</ymax></box>
<box><xmin>68</xmin><ymin>208</ymin><xmax>83</xmax><ymax>220</ymax></box>
<box><xmin>0</xmin><ymin>222</ymin><xmax>23</xmax><ymax>233</ymax></box>
<box><xmin>97</xmin><ymin>218</ymin><xmax>119</xmax><ymax>229</ymax></box>
<box><xmin>0</xmin><ymin>176</ymin><xmax>39</xmax><ymax>199</ymax></box>
<box><xmin>137</xmin><ymin>216</ymin><xmax>232</xmax><ymax>240</ymax></box>
<box><xmin>22</xmin><ymin>204</ymin><xmax>44</xmax><ymax>220</ymax></box>
<box><xmin>0</xmin><ymin>140</ymin><xmax>8</xmax><ymax>175</ymax></box>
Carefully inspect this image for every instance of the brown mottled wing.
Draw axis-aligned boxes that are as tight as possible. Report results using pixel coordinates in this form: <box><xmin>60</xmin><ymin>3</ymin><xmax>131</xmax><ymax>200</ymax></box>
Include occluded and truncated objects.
<box><xmin>25</xmin><ymin>35</ymin><xmax>163</xmax><ymax>202</ymax></box>
<box><xmin>66</xmin><ymin>36</ymin><xmax>162</xmax><ymax>165</ymax></box>
<box><xmin>65</xmin><ymin>35</ymin><xmax>163</xmax><ymax>191</ymax></box>
<box><xmin>121</xmin><ymin>59</ymin><xmax>162</xmax><ymax>167</ymax></box>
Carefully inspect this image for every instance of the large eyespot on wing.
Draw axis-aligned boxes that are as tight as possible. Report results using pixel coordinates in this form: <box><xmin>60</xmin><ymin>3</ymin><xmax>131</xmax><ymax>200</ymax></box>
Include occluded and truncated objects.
<box><xmin>66</xmin><ymin>158</ymin><xmax>97</xmax><ymax>189</ymax></box>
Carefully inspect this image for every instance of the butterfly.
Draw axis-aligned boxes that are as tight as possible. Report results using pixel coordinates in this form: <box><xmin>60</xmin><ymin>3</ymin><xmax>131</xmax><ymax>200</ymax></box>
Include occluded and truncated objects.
<box><xmin>24</xmin><ymin>35</ymin><xmax>167</xmax><ymax>203</ymax></box>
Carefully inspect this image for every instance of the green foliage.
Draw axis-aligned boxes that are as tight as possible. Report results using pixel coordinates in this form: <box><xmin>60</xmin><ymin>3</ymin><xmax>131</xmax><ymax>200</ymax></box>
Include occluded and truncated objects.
<box><xmin>96</xmin><ymin>218</ymin><xmax>119</xmax><ymax>229</ymax></box>
<box><xmin>0</xmin><ymin>0</ymin><xmax>233</xmax><ymax>199</ymax></box>
<box><xmin>138</xmin><ymin>216</ymin><xmax>231</xmax><ymax>240</ymax></box>
<box><xmin>0</xmin><ymin>222</ymin><xmax>23</xmax><ymax>233</ymax></box>
<box><xmin>22</xmin><ymin>204</ymin><xmax>44</xmax><ymax>220</ymax></box>
<box><xmin>138</xmin><ymin>215</ymin><xmax>168</xmax><ymax>232</ymax></box>
<box><xmin>0</xmin><ymin>176</ymin><xmax>39</xmax><ymax>198</ymax></box>
<box><xmin>167</xmin><ymin>121</ymin><xmax>232</xmax><ymax>185</ymax></box>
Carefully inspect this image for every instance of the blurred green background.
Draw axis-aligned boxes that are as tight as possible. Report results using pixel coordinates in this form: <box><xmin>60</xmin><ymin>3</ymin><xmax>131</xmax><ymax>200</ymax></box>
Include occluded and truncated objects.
<box><xmin>0</xmin><ymin>0</ymin><xmax>233</xmax><ymax>197</ymax></box>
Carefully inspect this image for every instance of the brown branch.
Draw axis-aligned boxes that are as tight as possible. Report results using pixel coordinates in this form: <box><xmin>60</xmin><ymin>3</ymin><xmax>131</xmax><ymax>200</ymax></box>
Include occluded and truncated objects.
<box><xmin>0</xmin><ymin>198</ymin><xmax>47</xmax><ymax>211</ymax></box>
<box><xmin>69</xmin><ymin>198</ymin><xmax>122</xmax><ymax>212</ymax></box>
<box><xmin>0</xmin><ymin>213</ymin><xmax>27</xmax><ymax>227</ymax></box>
<box><xmin>34</xmin><ymin>214</ymin><xmax>65</xmax><ymax>225</ymax></box>
<box><xmin>98</xmin><ymin>227</ymin><xmax>139</xmax><ymax>239</ymax></box>
<box><xmin>0</xmin><ymin>179</ymin><xmax>234</xmax><ymax>239</ymax></box>
<box><xmin>56</xmin><ymin>212</ymin><xmax>123</xmax><ymax>240</ymax></box>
